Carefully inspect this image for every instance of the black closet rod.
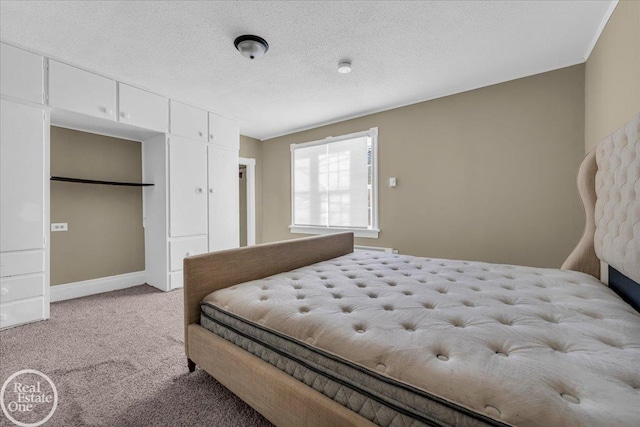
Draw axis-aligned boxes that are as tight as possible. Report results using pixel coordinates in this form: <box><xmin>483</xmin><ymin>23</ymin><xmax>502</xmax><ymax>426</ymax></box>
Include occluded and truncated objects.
<box><xmin>50</xmin><ymin>176</ymin><xmax>154</xmax><ymax>187</ymax></box>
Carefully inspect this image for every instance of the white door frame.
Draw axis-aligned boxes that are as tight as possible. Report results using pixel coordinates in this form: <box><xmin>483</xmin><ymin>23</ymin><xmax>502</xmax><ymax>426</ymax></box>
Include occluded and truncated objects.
<box><xmin>239</xmin><ymin>157</ymin><xmax>256</xmax><ymax>246</ymax></box>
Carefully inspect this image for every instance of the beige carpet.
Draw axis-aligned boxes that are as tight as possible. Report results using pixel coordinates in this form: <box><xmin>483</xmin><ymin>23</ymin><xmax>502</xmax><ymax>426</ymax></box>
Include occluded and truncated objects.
<box><xmin>0</xmin><ymin>285</ymin><xmax>273</xmax><ymax>427</ymax></box>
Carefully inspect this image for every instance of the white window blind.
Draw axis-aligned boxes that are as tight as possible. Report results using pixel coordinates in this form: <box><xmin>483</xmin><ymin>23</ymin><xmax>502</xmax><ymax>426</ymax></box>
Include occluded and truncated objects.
<box><xmin>290</xmin><ymin>128</ymin><xmax>378</xmax><ymax>238</ymax></box>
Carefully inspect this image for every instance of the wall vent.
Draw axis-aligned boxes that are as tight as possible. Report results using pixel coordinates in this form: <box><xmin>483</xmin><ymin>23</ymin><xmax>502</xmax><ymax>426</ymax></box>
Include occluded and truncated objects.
<box><xmin>354</xmin><ymin>245</ymin><xmax>397</xmax><ymax>254</ymax></box>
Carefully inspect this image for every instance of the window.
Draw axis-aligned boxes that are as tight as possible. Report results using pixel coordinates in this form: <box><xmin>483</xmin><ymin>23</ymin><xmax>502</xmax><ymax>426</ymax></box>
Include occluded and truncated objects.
<box><xmin>290</xmin><ymin>127</ymin><xmax>379</xmax><ymax>238</ymax></box>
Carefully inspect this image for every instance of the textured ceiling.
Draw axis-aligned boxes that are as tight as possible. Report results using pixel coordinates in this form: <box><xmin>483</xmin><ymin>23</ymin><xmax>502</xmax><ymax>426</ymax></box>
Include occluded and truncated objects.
<box><xmin>0</xmin><ymin>1</ymin><xmax>615</xmax><ymax>140</ymax></box>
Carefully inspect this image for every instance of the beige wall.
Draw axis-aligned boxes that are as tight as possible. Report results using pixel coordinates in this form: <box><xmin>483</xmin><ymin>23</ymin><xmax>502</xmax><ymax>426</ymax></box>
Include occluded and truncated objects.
<box><xmin>50</xmin><ymin>127</ymin><xmax>145</xmax><ymax>285</ymax></box>
<box><xmin>585</xmin><ymin>0</ymin><xmax>640</xmax><ymax>151</ymax></box>
<box><xmin>239</xmin><ymin>135</ymin><xmax>262</xmax><ymax>243</ymax></box>
<box><xmin>260</xmin><ymin>65</ymin><xmax>586</xmax><ymax>268</ymax></box>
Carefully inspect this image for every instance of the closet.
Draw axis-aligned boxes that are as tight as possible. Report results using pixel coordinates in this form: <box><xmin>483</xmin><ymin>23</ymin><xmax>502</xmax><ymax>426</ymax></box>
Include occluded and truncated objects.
<box><xmin>0</xmin><ymin>41</ymin><xmax>240</xmax><ymax>328</ymax></box>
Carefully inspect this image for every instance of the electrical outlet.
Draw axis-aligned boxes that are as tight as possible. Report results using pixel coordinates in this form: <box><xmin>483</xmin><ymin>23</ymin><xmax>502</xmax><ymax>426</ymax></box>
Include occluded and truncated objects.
<box><xmin>51</xmin><ymin>223</ymin><xmax>68</xmax><ymax>232</ymax></box>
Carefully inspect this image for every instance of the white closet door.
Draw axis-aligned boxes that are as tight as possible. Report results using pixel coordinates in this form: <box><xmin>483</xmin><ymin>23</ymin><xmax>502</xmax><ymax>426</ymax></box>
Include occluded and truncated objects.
<box><xmin>208</xmin><ymin>113</ymin><xmax>239</xmax><ymax>149</ymax></box>
<box><xmin>169</xmin><ymin>137</ymin><xmax>208</xmax><ymax>237</ymax></box>
<box><xmin>170</xmin><ymin>101</ymin><xmax>208</xmax><ymax>142</ymax></box>
<box><xmin>208</xmin><ymin>145</ymin><xmax>239</xmax><ymax>252</ymax></box>
<box><xmin>49</xmin><ymin>60</ymin><xmax>116</xmax><ymax>120</ymax></box>
<box><xmin>0</xmin><ymin>100</ymin><xmax>45</xmax><ymax>252</ymax></box>
<box><xmin>0</xmin><ymin>43</ymin><xmax>44</xmax><ymax>104</ymax></box>
<box><xmin>118</xmin><ymin>83</ymin><xmax>168</xmax><ymax>132</ymax></box>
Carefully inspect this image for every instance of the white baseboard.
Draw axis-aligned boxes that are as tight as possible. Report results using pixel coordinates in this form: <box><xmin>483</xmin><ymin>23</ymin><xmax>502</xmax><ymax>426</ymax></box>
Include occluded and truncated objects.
<box><xmin>50</xmin><ymin>271</ymin><xmax>146</xmax><ymax>302</ymax></box>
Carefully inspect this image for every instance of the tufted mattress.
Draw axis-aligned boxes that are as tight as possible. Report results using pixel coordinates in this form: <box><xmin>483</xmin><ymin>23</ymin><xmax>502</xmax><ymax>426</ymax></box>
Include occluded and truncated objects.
<box><xmin>200</xmin><ymin>252</ymin><xmax>640</xmax><ymax>427</ymax></box>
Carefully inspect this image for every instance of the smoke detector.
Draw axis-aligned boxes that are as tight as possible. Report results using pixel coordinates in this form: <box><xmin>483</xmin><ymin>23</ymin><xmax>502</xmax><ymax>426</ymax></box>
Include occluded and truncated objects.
<box><xmin>338</xmin><ymin>61</ymin><xmax>352</xmax><ymax>74</ymax></box>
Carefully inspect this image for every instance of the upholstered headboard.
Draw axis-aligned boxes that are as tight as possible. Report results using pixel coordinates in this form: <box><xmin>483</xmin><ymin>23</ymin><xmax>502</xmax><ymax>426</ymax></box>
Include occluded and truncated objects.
<box><xmin>563</xmin><ymin>113</ymin><xmax>640</xmax><ymax>308</ymax></box>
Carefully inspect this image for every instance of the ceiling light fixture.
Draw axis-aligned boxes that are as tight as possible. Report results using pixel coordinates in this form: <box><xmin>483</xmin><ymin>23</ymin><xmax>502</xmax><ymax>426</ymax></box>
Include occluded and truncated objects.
<box><xmin>234</xmin><ymin>35</ymin><xmax>269</xmax><ymax>60</ymax></box>
<box><xmin>338</xmin><ymin>61</ymin><xmax>352</xmax><ymax>74</ymax></box>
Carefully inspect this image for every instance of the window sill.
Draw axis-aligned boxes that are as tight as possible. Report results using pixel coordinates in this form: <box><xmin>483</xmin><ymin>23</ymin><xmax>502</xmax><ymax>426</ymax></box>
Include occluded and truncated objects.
<box><xmin>289</xmin><ymin>225</ymin><xmax>379</xmax><ymax>239</ymax></box>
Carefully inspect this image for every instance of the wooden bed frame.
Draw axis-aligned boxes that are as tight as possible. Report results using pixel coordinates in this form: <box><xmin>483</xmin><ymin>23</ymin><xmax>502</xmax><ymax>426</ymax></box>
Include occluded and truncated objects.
<box><xmin>184</xmin><ymin>232</ymin><xmax>377</xmax><ymax>426</ymax></box>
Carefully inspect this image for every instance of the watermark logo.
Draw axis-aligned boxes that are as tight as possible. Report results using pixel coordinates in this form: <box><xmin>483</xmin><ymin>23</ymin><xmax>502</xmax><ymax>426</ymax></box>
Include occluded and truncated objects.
<box><xmin>1</xmin><ymin>370</ymin><xmax>58</xmax><ymax>427</ymax></box>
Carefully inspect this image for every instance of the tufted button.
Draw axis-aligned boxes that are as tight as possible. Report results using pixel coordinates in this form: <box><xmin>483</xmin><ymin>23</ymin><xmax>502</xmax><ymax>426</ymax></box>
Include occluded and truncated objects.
<box><xmin>296</xmin><ymin>294</ymin><xmax>305</xmax><ymax>300</ymax></box>
<box><xmin>436</xmin><ymin>288</ymin><xmax>448</xmax><ymax>294</ymax></box>
<box><xmin>306</xmin><ymin>337</ymin><xmax>314</xmax><ymax>344</ymax></box>
<box><xmin>470</xmin><ymin>286</ymin><xmax>481</xmax><ymax>291</ymax></box>
<box><xmin>561</xmin><ymin>393</ymin><xmax>580</xmax><ymax>404</ymax></box>
<box><xmin>403</xmin><ymin>291</ymin><xmax>413</xmax><ymax>296</ymax></box>
<box><xmin>293</xmin><ymin>284</ymin><xmax>302</xmax><ymax>290</ymax></box>
<box><xmin>383</xmin><ymin>305</ymin><xmax>394</xmax><ymax>311</ymax></box>
<box><xmin>332</xmin><ymin>293</ymin><xmax>342</xmax><ymax>299</ymax></box>
<box><xmin>387</xmin><ymin>281</ymin><xmax>397</xmax><ymax>286</ymax></box>
<box><xmin>260</xmin><ymin>296</ymin><xmax>268</xmax><ymax>301</ymax></box>
<box><xmin>341</xmin><ymin>306</ymin><xmax>353</xmax><ymax>314</ymax></box>
<box><xmin>354</xmin><ymin>325</ymin><xmax>366</xmax><ymax>333</ymax></box>
<box><xmin>356</xmin><ymin>283</ymin><xmax>367</xmax><ymax>288</ymax></box>
<box><xmin>462</xmin><ymin>300</ymin><xmax>476</xmax><ymax>307</ymax></box>
<box><xmin>402</xmin><ymin>322</ymin><xmax>416</xmax><ymax>332</ymax></box>
<box><xmin>484</xmin><ymin>405</ymin><xmax>501</xmax><ymax>417</ymax></box>
<box><xmin>368</xmin><ymin>293</ymin><xmax>378</xmax><ymax>299</ymax></box>
<box><xmin>299</xmin><ymin>307</ymin><xmax>309</xmax><ymax>314</ymax></box>
<box><xmin>495</xmin><ymin>351</ymin><xmax>508</xmax><ymax>357</ymax></box>
<box><xmin>261</xmin><ymin>285</ymin><xmax>269</xmax><ymax>290</ymax></box>
<box><xmin>376</xmin><ymin>363</ymin><xmax>386</xmax><ymax>371</ymax></box>
<box><xmin>496</xmin><ymin>317</ymin><xmax>514</xmax><ymax>326</ymax></box>
<box><xmin>436</xmin><ymin>354</ymin><xmax>449</xmax><ymax>361</ymax></box>
<box><xmin>325</xmin><ymin>283</ymin><xmax>334</xmax><ymax>288</ymax></box>
<box><xmin>422</xmin><ymin>302</ymin><xmax>436</xmax><ymax>309</ymax></box>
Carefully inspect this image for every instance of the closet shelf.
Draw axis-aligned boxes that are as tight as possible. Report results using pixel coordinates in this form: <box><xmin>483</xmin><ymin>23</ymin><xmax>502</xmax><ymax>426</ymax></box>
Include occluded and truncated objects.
<box><xmin>50</xmin><ymin>176</ymin><xmax>154</xmax><ymax>187</ymax></box>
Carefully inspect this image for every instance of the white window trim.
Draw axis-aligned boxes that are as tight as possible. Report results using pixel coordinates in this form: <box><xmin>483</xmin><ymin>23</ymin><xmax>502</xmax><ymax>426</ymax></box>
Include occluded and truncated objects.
<box><xmin>290</xmin><ymin>127</ymin><xmax>379</xmax><ymax>239</ymax></box>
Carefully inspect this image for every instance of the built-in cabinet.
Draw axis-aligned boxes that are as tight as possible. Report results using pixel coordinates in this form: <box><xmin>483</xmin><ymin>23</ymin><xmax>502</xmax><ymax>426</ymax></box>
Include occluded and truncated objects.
<box><xmin>144</xmin><ymin>107</ymin><xmax>240</xmax><ymax>291</ymax></box>
<box><xmin>0</xmin><ymin>99</ymin><xmax>49</xmax><ymax>329</ymax></box>
<box><xmin>0</xmin><ymin>41</ymin><xmax>241</xmax><ymax>327</ymax></box>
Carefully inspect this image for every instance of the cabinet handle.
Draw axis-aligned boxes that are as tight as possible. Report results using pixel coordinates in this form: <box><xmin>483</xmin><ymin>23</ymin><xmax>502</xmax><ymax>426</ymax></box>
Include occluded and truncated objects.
<box><xmin>209</xmin><ymin>134</ymin><xmax>214</xmax><ymax>140</ymax></box>
<box><xmin>185</xmin><ymin>251</ymin><xmax>192</xmax><ymax>257</ymax></box>
<box><xmin>0</xmin><ymin>287</ymin><xmax>7</xmax><ymax>296</ymax></box>
<box><xmin>198</xmin><ymin>131</ymin><xmax>203</xmax><ymax>137</ymax></box>
<box><xmin>121</xmin><ymin>112</ymin><xmax>131</xmax><ymax>120</ymax></box>
<box><xmin>209</xmin><ymin>188</ymin><xmax>214</xmax><ymax>194</ymax></box>
<box><xmin>195</xmin><ymin>187</ymin><xmax>203</xmax><ymax>195</ymax></box>
<box><xmin>100</xmin><ymin>106</ymin><xmax>114</xmax><ymax>116</ymax></box>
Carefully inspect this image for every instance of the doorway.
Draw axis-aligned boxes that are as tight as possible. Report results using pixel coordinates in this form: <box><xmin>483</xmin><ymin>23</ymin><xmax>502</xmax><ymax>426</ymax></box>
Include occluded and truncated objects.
<box><xmin>238</xmin><ymin>157</ymin><xmax>256</xmax><ymax>246</ymax></box>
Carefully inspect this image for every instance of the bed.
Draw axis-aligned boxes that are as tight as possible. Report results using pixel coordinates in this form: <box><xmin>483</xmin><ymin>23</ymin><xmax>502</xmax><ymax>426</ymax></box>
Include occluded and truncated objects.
<box><xmin>183</xmin><ymin>113</ymin><xmax>640</xmax><ymax>427</ymax></box>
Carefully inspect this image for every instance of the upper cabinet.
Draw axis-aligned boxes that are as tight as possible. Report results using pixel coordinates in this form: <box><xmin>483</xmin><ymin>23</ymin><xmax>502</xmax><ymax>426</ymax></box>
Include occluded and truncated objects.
<box><xmin>118</xmin><ymin>83</ymin><xmax>168</xmax><ymax>132</ymax></box>
<box><xmin>0</xmin><ymin>43</ymin><xmax>45</xmax><ymax>104</ymax></box>
<box><xmin>208</xmin><ymin>113</ymin><xmax>239</xmax><ymax>149</ymax></box>
<box><xmin>49</xmin><ymin>60</ymin><xmax>116</xmax><ymax>120</ymax></box>
<box><xmin>170</xmin><ymin>100</ymin><xmax>208</xmax><ymax>142</ymax></box>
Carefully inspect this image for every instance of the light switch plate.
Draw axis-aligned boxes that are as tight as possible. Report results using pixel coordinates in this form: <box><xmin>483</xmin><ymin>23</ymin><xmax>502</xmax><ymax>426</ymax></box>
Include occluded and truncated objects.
<box><xmin>389</xmin><ymin>177</ymin><xmax>397</xmax><ymax>187</ymax></box>
<box><xmin>51</xmin><ymin>223</ymin><xmax>68</xmax><ymax>232</ymax></box>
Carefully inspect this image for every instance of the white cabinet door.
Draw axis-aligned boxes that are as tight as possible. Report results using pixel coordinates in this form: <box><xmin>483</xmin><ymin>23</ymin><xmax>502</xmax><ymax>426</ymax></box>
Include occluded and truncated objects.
<box><xmin>208</xmin><ymin>113</ymin><xmax>239</xmax><ymax>149</ymax></box>
<box><xmin>169</xmin><ymin>237</ymin><xmax>208</xmax><ymax>271</ymax></box>
<box><xmin>0</xmin><ymin>43</ymin><xmax>44</xmax><ymax>104</ymax></box>
<box><xmin>208</xmin><ymin>145</ymin><xmax>239</xmax><ymax>252</ymax></box>
<box><xmin>169</xmin><ymin>137</ymin><xmax>208</xmax><ymax>237</ymax></box>
<box><xmin>118</xmin><ymin>83</ymin><xmax>168</xmax><ymax>132</ymax></box>
<box><xmin>170</xmin><ymin>100</ymin><xmax>208</xmax><ymax>142</ymax></box>
<box><xmin>0</xmin><ymin>100</ymin><xmax>45</xmax><ymax>252</ymax></box>
<box><xmin>49</xmin><ymin>60</ymin><xmax>116</xmax><ymax>120</ymax></box>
